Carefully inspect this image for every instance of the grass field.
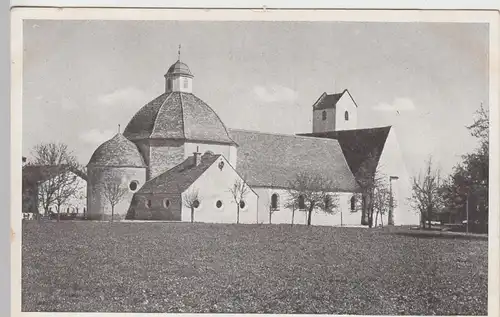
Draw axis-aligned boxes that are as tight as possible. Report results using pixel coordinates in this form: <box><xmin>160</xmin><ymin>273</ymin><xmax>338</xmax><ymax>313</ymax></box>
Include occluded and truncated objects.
<box><xmin>22</xmin><ymin>221</ymin><xmax>488</xmax><ymax>314</ymax></box>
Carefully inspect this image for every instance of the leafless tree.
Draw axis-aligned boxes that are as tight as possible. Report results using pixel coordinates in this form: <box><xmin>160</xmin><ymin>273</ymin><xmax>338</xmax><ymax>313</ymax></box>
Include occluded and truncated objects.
<box><xmin>183</xmin><ymin>187</ymin><xmax>201</xmax><ymax>223</ymax></box>
<box><xmin>30</xmin><ymin>142</ymin><xmax>83</xmax><ymax>221</ymax></box>
<box><xmin>409</xmin><ymin>157</ymin><xmax>444</xmax><ymax>229</ymax></box>
<box><xmin>372</xmin><ymin>182</ymin><xmax>395</xmax><ymax>227</ymax></box>
<box><xmin>102</xmin><ymin>178</ymin><xmax>128</xmax><ymax>222</ymax></box>
<box><xmin>287</xmin><ymin>171</ymin><xmax>340</xmax><ymax>226</ymax></box>
<box><xmin>354</xmin><ymin>150</ymin><xmax>388</xmax><ymax>228</ymax></box>
<box><xmin>229</xmin><ymin>178</ymin><xmax>251</xmax><ymax>224</ymax></box>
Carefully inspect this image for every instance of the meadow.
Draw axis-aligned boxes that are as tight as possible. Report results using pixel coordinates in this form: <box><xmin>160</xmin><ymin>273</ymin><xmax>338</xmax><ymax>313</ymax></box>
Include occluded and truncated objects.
<box><xmin>22</xmin><ymin>221</ymin><xmax>488</xmax><ymax>314</ymax></box>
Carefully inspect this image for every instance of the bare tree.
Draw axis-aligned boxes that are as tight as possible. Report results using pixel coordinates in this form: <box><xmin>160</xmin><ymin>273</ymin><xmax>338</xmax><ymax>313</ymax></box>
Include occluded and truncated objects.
<box><xmin>183</xmin><ymin>187</ymin><xmax>201</xmax><ymax>223</ymax></box>
<box><xmin>354</xmin><ymin>150</ymin><xmax>388</xmax><ymax>228</ymax></box>
<box><xmin>229</xmin><ymin>178</ymin><xmax>251</xmax><ymax>224</ymax></box>
<box><xmin>287</xmin><ymin>171</ymin><xmax>340</xmax><ymax>226</ymax></box>
<box><xmin>409</xmin><ymin>157</ymin><xmax>444</xmax><ymax>229</ymax></box>
<box><xmin>372</xmin><ymin>182</ymin><xmax>394</xmax><ymax>227</ymax></box>
<box><xmin>30</xmin><ymin>142</ymin><xmax>83</xmax><ymax>221</ymax></box>
<box><xmin>102</xmin><ymin>178</ymin><xmax>128</xmax><ymax>222</ymax></box>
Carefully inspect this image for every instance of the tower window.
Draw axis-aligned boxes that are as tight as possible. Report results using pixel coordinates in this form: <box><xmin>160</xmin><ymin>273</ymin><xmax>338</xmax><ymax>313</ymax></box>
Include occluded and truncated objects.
<box><xmin>183</xmin><ymin>78</ymin><xmax>189</xmax><ymax>89</ymax></box>
<box><xmin>322</xmin><ymin>110</ymin><xmax>327</xmax><ymax>121</ymax></box>
<box><xmin>345</xmin><ymin>111</ymin><xmax>349</xmax><ymax>121</ymax></box>
<box><xmin>163</xmin><ymin>198</ymin><xmax>171</xmax><ymax>209</ymax></box>
<box><xmin>350</xmin><ymin>196</ymin><xmax>356</xmax><ymax>212</ymax></box>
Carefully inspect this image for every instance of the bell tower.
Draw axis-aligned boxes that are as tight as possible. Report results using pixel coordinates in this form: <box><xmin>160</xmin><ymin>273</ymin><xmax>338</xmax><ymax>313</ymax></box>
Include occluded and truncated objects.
<box><xmin>165</xmin><ymin>45</ymin><xmax>194</xmax><ymax>93</ymax></box>
<box><xmin>312</xmin><ymin>89</ymin><xmax>358</xmax><ymax>133</ymax></box>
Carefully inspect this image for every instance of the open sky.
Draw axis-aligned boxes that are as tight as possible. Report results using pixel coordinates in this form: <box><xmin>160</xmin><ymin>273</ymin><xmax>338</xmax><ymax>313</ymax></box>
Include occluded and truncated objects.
<box><xmin>22</xmin><ymin>20</ymin><xmax>489</xmax><ymax>175</ymax></box>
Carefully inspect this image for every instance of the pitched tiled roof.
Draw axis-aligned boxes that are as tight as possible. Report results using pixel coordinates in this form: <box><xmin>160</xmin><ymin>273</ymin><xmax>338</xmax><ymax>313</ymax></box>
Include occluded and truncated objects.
<box><xmin>312</xmin><ymin>89</ymin><xmax>358</xmax><ymax>110</ymax></box>
<box><xmin>23</xmin><ymin>165</ymin><xmax>87</xmax><ymax>185</ymax></box>
<box><xmin>298</xmin><ymin>126</ymin><xmax>392</xmax><ymax>177</ymax></box>
<box><xmin>228</xmin><ymin>129</ymin><xmax>360</xmax><ymax>192</ymax></box>
<box><xmin>87</xmin><ymin>133</ymin><xmax>146</xmax><ymax>168</ymax></box>
<box><xmin>123</xmin><ymin>92</ymin><xmax>236</xmax><ymax>145</ymax></box>
<box><xmin>137</xmin><ymin>153</ymin><xmax>222</xmax><ymax>194</ymax></box>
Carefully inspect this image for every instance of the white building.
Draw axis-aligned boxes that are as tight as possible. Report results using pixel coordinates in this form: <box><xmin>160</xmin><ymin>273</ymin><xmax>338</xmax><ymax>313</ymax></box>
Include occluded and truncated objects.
<box><xmin>85</xmin><ymin>54</ymin><xmax>419</xmax><ymax>226</ymax></box>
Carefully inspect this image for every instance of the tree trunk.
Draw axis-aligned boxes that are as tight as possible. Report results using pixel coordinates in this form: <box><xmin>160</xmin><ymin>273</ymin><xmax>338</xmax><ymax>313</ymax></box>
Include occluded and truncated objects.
<box><xmin>57</xmin><ymin>205</ymin><xmax>61</xmax><ymax>222</ymax></box>
<box><xmin>307</xmin><ymin>207</ymin><xmax>313</xmax><ymax>226</ymax></box>
<box><xmin>191</xmin><ymin>207</ymin><xmax>194</xmax><ymax>223</ymax></box>
<box><xmin>375</xmin><ymin>210</ymin><xmax>379</xmax><ymax>227</ymax></box>
<box><xmin>237</xmin><ymin>206</ymin><xmax>240</xmax><ymax>224</ymax></box>
<box><xmin>269</xmin><ymin>207</ymin><xmax>272</xmax><ymax>224</ymax></box>
<box><xmin>291</xmin><ymin>207</ymin><xmax>295</xmax><ymax>226</ymax></box>
<box><xmin>111</xmin><ymin>206</ymin><xmax>114</xmax><ymax>222</ymax></box>
<box><xmin>381</xmin><ymin>213</ymin><xmax>384</xmax><ymax>227</ymax></box>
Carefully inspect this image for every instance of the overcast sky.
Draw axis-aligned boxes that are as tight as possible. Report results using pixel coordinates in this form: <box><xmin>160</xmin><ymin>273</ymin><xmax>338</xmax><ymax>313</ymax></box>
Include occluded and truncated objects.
<box><xmin>22</xmin><ymin>20</ymin><xmax>489</xmax><ymax>175</ymax></box>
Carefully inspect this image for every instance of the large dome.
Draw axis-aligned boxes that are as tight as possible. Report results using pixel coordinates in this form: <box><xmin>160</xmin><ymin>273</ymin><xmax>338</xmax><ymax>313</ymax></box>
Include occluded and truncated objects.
<box><xmin>123</xmin><ymin>92</ymin><xmax>236</xmax><ymax>145</ymax></box>
<box><xmin>166</xmin><ymin>60</ymin><xmax>193</xmax><ymax>78</ymax></box>
<box><xmin>88</xmin><ymin>133</ymin><xmax>146</xmax><ymax>167</ymax></box>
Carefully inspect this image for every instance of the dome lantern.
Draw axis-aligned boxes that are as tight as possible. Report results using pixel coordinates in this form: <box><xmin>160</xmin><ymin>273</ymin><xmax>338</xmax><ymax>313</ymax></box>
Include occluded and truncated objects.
<box><xmin>164</xmin><ymin>45</ymin><xmax>194</xmax><ymax>93</ymax></box>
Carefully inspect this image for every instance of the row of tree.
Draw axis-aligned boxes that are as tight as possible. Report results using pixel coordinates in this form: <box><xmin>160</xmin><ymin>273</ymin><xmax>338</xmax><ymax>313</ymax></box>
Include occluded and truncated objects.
<box><xmin>409</xmin><ymin>104</ymin><xmax>489</xmax><ymax>230</ymax></box>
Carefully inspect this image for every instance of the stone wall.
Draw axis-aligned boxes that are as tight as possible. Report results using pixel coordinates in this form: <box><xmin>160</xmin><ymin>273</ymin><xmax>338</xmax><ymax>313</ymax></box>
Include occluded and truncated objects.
<box><xmin>148</xmin><ymin>139</ymin><xmax>185</xmax><ymax>179</ymax></box>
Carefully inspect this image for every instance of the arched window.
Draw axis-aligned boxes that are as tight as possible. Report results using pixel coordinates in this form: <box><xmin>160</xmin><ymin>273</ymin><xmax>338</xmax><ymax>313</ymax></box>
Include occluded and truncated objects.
<box><xmin>322</xmin><ymin>110</ymin><xmax>327</xmax><ymax>121</ymax></box>
<box><xmin>271</xmin><ymin>193</ymin><xmax>279</xmax><ymax>210</ymax></box>
<box><xmin>298</xmin><ymin>195</ymin><xmax>306</xmax><ymax>210</ymax></box>
<box><xmin>183</xmin><ymin>78</ymin><xmax>189</xmax><ymax>89</ymax></box>
<box><xmin>350</xmin><ymin>196</ymin><xmax>356</xmax><ymax>212</ymax></box>
<box><xmin>146</xmin><ymin>199</ymin><xmax>152</xmax><ymax>209</ymax></box>
<box><xmin>344</xmin><ymin>111</ymin><xmax>349</xmax><ymax>121</ymax></box>
<box><xmin>167</xmin><ymin>79</ymin><xmax>173</xmax><ymax>91</ymax></box>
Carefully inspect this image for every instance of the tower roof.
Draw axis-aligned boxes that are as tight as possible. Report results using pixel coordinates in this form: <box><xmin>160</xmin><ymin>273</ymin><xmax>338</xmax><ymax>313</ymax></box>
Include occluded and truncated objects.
<box><xmin>123</xmin><ymin>92</ymin><xmax>236</xmax><ymax>145</ymax></box>
<box><xmin>165</xmin><ymin>60</ymin><xmax>193</xmax><ymax>78</ymax></box>
<box><xmin>87</xmin><ymin>133</ymin><xmax>146</xmax><ymax>167</ymax></box>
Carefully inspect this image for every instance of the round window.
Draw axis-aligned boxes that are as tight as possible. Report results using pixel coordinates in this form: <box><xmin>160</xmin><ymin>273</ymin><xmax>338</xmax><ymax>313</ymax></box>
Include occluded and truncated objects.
<box><xmin>146</xmin><ymin>199</ymin><xmax>152</xmax><ymax>208</ymax></box>
<box><xmin>239</xmin><ymin>200</ymin><xmax>246</xmax><ymax>209</ymax></box>
<box><xmin>163</xmin><ymin>198</ymin><xmax>170</xmax><ymax>209</ymax></box>
<box><xmin>216</xmin><ymin>200</ymin><xmax>223</xmax><ymax>209</ymax></box>
<box><xmin>129</xmin><ymin>180</ymin><xmax>139</xmax><ymax>191</ymax></box>
<box><xmin>193</xmin><ymin>199</ymin><xmax>200</xmax><ymax>208</ymax></box>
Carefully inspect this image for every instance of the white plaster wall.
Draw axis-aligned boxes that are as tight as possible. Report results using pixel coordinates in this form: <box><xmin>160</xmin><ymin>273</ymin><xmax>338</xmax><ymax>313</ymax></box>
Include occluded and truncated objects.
<box><xmin>181</xmin><ymin>155</ymin><xmax>258</xmax><ymax>224</ymax></box>
<box><xmin>335</xmin><ymin>93</ymin><xmax>358</xmax><ymax>131</ymax></box>
<box><xmin>87</xmin><ymin>166</ymin><xmax>146</xmax><ymax>219</ymax></box>
<box><xmin>40</xmin><ymin>172</ymin><xmax>87</xmax><ymax>214</ymax></box>
<box><xmin>184</xmin><ymin>142</ymin><xmax>237</xmax><ymax>168</ymax></box>
<box><xmin>255</xmin><ymin>187</ymin><xmax>361</xmax><ymax>226</ymax></box>
<box><xmin>377</xmin><ymin>128</ymin><xmax>420</xmax><ymax>226</ymax></box>
<box><xmin>312</xmin><ymin>108</ymin><xmax>336</xmax><ymax>133</ymax></box>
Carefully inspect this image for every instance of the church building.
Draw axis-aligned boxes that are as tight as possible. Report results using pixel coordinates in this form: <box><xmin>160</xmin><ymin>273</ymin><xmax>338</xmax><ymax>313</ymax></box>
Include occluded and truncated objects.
<box><xmin>86</xmin><ymin>52</ymin><xmax>420</xmax><ymax>226</ymax></box>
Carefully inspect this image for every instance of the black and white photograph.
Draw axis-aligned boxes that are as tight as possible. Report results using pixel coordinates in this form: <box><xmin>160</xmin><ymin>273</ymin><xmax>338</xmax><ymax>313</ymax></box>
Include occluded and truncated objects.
<box><xmin>11</xmin><ymin>7</ymin><xmax>498</xmax><ymax>316</ymax></box>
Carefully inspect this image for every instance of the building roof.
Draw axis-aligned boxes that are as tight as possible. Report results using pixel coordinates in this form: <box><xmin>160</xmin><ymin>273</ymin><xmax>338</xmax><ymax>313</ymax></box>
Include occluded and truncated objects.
<box><xmin>165</xmin><ymin>60</ymin><xmax>193</xmax><ymax>78</ymax></box>
<box><xmin>137</xmin><ymin>152</ymin><xmax>221</xmax><ymax>194</ymax></box>
<box><xmin>298</xmin><ymin>126</ymin><xmax>392</xmax><ymax>177</ymax></box>
<box><xmin>312</xmin><ymin>89</ymin><xmax>358</xmax><ymax>110</ymax></box>
<box><xmin>228</xmin><ymin>129</ymin><xmax>360</xmax><ymax>192</ymax></box>
<box><xmin>22</xmin><ymin>165</ymin><xmax>87</xmax><ymax>185</ymax></box>
<box><xmin>123</xmin><ymin>92</ymin><xmax>236</xmax><ymax>145</ymax></box>
<box><xmin>87</xmin><ymin>133</ymin><xmax>146</xmax><ymax>168</ymax></box>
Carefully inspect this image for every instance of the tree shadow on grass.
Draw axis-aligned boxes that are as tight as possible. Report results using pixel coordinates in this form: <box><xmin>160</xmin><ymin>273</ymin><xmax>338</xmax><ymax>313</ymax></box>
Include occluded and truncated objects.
<box><xmin>388</xmin><ymin>231</ymin><xmax>488</xmax><ymax>241</ymax></box>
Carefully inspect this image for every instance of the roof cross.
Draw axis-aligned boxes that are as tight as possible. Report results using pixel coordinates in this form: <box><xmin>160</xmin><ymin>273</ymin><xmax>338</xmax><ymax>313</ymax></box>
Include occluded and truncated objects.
<box><xmin>178</xmin><ymin>44</ymin><xmax>181</xmax><ymax>61</ymax></box>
